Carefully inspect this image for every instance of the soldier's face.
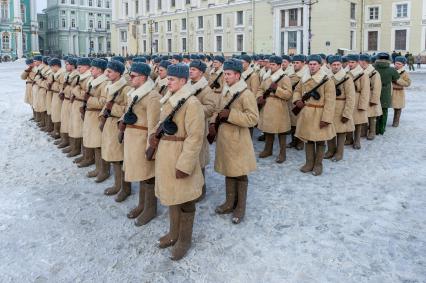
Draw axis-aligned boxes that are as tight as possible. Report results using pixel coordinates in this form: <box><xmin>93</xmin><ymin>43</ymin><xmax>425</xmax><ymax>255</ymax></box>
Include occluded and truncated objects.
<box><xmin>331</xmin><ymin>62</ymin><xmax>342</xmax><ymax>74</ymax></box>
<box><xmin>189</xmin><ymin>67</ymin><xmax>203</xmax><ymax>81</ymax></box>
<box><xmin>242</xmin><ymin>61</ymin><xmax>250</xmax><ymax>70</ymax></box>
<box><xmin>224</xmin><ymin>70</ymin><xmax>241</xmax><ymax>86</ymax></box>
<box><xmin>167</xmin><ymin>76</ymin><xmax>187</xmax><ymax>93</ymax></box>
<box><xmin>293</xmin><ymin>61</ymin><xmax>304</xmax><ymax>72</ymax></box>
<box><xmin>91</xmin><ymin>67</ymin><xmax>103</xmax><ymax>78</ymax></box>
<box><xmin>105</xmin><ymin>68</ymin><xmax>121</xmax><ymax>81</ymax></box>
<box><xmin>213</xmin><ymin>61</ymin><xmax>222</xmax><ymax>69</ymax></box>
<box><xmin>395</xmin><ymin>62</ymin><xmax>404</xmax><ymax>69</ymax></box>
<box><xmin>65</xmin><ymin>63</ymin><xmax>73</xmax><ymax>72</ymax></box>
<box><xmin>308</xmin><ymin>61</ymin><xmax>321</xmax><ymax>74</ymax></box>
<box><xmin>130</xmin><ymin>72</ymin><xmax>146</xmax><ymax>88</ymax></box>
<box><xmin>282</xmin><ymin>61</ymin><xmax>290</xmax><ymax>69</ymax></box>
<box><xmin>51</xmin><ymin>65</ymin><xmax>60</xmax><ymax>72</ymax></box>
<box><xmin>269</xmin><ymin>63</ymin><xmax>281</xmax><ymax>73</ymax></box>
<box><xmin>348</xmin><ymin>61</ymin><xmax>358</xmax><ymax>70</ymax></box>
<box><xmin>158</xmin><ymin>67</ymin><xmax>167</xmax><ymax>79</ymax></box>
<box><xmin>359</xmin><ymin>60</ymin><xmax>369</xmax><ymax>69</ymax></box>
<box><xmin>34</xmin><ymin>61</ymin><xmax>42</xmax><ymax>67</ymax></box>
<box><xmin>78</xmin><ymin>65</ymin><xmax>90</xmax><ymax>74</ymax></box>
<box><xmin>171</xmin><ymin>59</ymin><xmax>179</xmax><ymax>64</ymax></box>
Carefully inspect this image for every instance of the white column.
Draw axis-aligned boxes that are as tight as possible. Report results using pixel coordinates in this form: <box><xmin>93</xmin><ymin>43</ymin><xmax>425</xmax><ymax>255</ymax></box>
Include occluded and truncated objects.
<box><xmin>103</xmin><ymin>37</ymin><xmax>107</xmax><ymax>53</ymax></box>
<box><xmin>69</xmin><ymin>34</ymin><xmax>73</xmax><ymax>54</ymax></box>
<box><xmin>76</xmin><ymin>35</ymin><xmax>80</xmax><ymax>55</ymax></box>
<box><xmin>16</xmin><ymin>31</ymin><xmax>23</xmax><ymax>58</ymax></box>
<box><xmin>284</xmin><ymin>31</ymin><xmax>288</xmax><ymax>54</ymax></box>
<box><xmin>95</xmin><ymin>37</ymin><xmax>99</xmax><ymax>52</ymax></box>
<box><xmin>273</xmin><ymin>8</ymin><xmax>281</xmax><ymax>54</ymax></box>
<box><xmin>302</xmin><ymin>6</ymin><xmax>309</xmax><ymax>54</ymax></box>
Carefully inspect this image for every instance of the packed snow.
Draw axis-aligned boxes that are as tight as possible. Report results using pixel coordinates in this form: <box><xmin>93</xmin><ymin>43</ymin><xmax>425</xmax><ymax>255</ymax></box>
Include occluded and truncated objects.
<box><xmin>0</xmin><ymin>61</ymin><xmax>425</xmax><ymax>283</ymax></box>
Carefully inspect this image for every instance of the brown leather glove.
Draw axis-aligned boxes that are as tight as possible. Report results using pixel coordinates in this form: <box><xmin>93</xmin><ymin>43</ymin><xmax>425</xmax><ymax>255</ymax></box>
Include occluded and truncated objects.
<box><xmin>257</xmin><ymin>96</ymin><xmax>266</xmax><ymax>106</ymax></box>
<box><xmin>70</xmin><ymin>95</ymin><xmax>75</xmax><ymax>103</ymax></box>
<box><xmin>84</xmin><ymin>92</ymin><xmax>91</xmax><ymax>101</ymax></box>
<box><xmin>319</xmin><ymin>121</ymin><xmax>330</xmax><ymax>129</ymax></box>
<box><xmin>269</xmin><ymin>82</ymin><xmax>278</xmax><ymax>91</ymax></box>
<box><xmin>105</xmin><ymin>101</ymin><xmax>113</xmax><ymax>110</ymax></box>
<box><xmin>218</xmin><ymin>109</ymin><xmax>230</xmax><ymax>121</ymax></box>
<box><xmin>176</xmin><ymin>169</ymin><xmax>189</xmax><ymax>179</ymax></box>
<box><xmin>59</xmin><ymin>92</ymin><xmax>65</xmax><ymax>101</ymax></box>
<box><xmin>369</xmin><ymin>102</ymin><xmax>377</xmax><ymax>107</ymax></box>
<box><xmin>341</xmin><ymin>116</ymin><xmax>349</xmax><ymax>123</ymax></box>
<box><xmin>295</xmin><ymin>100</ymin><xmax>304</xmax><ymax>109</ymax></box>
<box><xmin>208</xmin><ymin>123</ymin><xmax>216</xmax><ymax>136</ymax></box>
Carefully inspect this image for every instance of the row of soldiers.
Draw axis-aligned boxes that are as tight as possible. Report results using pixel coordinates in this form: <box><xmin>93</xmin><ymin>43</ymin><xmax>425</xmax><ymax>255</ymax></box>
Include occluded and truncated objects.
<box><xmin>21</xmin><ymin>51</ymin><xmax>410</xmax><ymax>260</ymax></box>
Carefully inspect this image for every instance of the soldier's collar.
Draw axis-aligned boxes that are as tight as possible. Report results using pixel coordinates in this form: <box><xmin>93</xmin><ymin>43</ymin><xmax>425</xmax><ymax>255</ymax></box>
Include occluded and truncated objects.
<box><xmin>332</xmin><ymin>68</ymin><xmax>346</xmax><ymax>82</ymax></box>
<box><xmin>223</xmin><ymin>79</ymin><xmax>247</xmax><ymax>96</ymax></box>
<box><xmin>349</xmin><ymin>65</ymin><xmax>364</xmax><ymax>78</ymax></box>
<box><xmin>241</xmin><ymin>67</ymin><xmax>254</xmax><ymax>80</ymax></box>
<box><xmin>127</xmin><ymin>78</ymin><xmax>155</xmax><ymax>103</ymax></box>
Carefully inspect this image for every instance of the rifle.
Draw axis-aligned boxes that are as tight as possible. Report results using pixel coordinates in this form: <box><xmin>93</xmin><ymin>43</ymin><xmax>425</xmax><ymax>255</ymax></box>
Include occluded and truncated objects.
<box><xmin>80</xmin><ymin>84</ymin><xmax>93</xmax><ymax>120</ymax></box>
<box><xmin>257</xmin><ymin>74</ymin><xmax>286</xmax><ymax>110</ymax></box>
<box><xmin>335</xmin><ymin>76</ymin><xmax>350</xmax><ymax>97</ymax></box>
<box><xmin>207</xmin><ymin>91</ymin><xmax>241</xmax><ymax>144</ymax></box>
<box><xmin>70</xmin><ymin>75</ymin><xmax>81</xmax><ymax>103</ymax></box>
<box><xmin>118</xmin><ymin>95</ymin><xmax>139</xmax><ymax>144</ymax></box>
<box><xmin>210</xmin><ymin>72</ymin><xmax>223</xmax><ymax>90</ymax></box>
<box><xmin>353</xmin><ymin>73</ymin><xmax>364</xmax><ymax>92</ymax></box>
<box><xmin>99</xmin><ymin>90</ymin><xmax>120</xmax><ymax>131</ymax></box>
<box><xmin>292</xmin><ymin>76</ymin><xmax>328</xmax><ymax>116</ymax></box>
<box><xmin>145</xmin><ymin>98</ymin><xmax>187</xmax><ymax>161</ymax></box>
<box><xmin>59</xmin><ymin>75</ymin><xmax>70</xmax><ymax>100</ymax></box>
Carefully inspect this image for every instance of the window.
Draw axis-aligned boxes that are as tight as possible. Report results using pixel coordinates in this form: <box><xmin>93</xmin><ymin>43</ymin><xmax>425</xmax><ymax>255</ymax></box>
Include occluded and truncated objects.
<box><xmin>289</xmin><ymin>8</ymin><xmax>298</xmax><ymax>26</ymax></box>
<box><xmin>62</xmin><ymin>18</ymin><xmax>66</xmax><ymax>28</ymax></box>
<box><xmin>22</xmin><ymin>34</ymin><xmax>26</xmax><ymax>50</ymax></box>
<box><xmin>39</xmin><ymin>21</ymin><xmax>43</xmax><ymax>29</ymax></box>
<box><xmin>395</xmin><ymin>29</ymin><xmax>407</xmax><ymax>50</ymax></box>
<box><xmin>142</xmin><ymin>23</ymin><xmax>146</xmax><ymax>34</ymax></box>
<box><xmin>396</xmin><ymin>4</ymin><xmax>408</xmax><ymax>18</ymax></box>
<box><xmin>171</xmin><ymin>0</ymin><xmax>175</xmax><ymax>8</ymax></box>
<box><xmin>135</xmin><ymin>0</ymin><xmax>139</xmax><ymax>13</ymax></box>
<box><xmin>62</xmin><ymin>10</ymin><xmax>66</xmax><ymax>15</ymax></box>
<box><xmin>61</xmin><ymin>0</ymin><xmax>65</xmax><ymax>3</ymax></box>
<box><xmin>71</xmin><ymin>0</ymin><xmax>75</xmax><ymax>4</ymax></box>
<box><xmin>198</xmin><ymin>37</ymin><xmax>203</xmax><ymax>52</ymax></box>
<box><xmin>97</xmin><ymin>0</ymin><xmax>102</xmax><ymax>7</ymax></box>
<box><xmin>89</xmin><ymin>19</ymin><xmax>93</xmax><ymax>28</ymax></box>
<box><xmin>236</xmin><ymin>34</ymin><xmax>243</xmax><ymax>52</ymax></box>
<box><xmin>106</xmin><ymin>1</ymin><xmax>110</xmax><ymax>8</ymax></box>
<box><xmin>125</xmin><ymin>3</ymin><xmax>129</xmax><ymax>16</ymax></box>
<box><xmin>158</xmin><ymin>0</ymin><xmax>162</xmax><ymax>10</ymax></box>
<box><xmin>369</xmin><ymin>7</ymin><xmax>379</xmax><ymax>20</ymax></box>
<box><xmin>181</xmin><ymin>18</ymin><xmax>186</xmax><ymax>30</ymax></box>
<box><xmin>143</xmin><ymin>40</ymin><xmax>147</xmax><ymax>52</ymax></box>
<box><xmin>89</xmin><ymin>12</ymin><xmax>93</xmax><ymax>16</ymax></box>
<box><xmin>106</xmin><ymin>21</ymin><xmax>110</xmax><ymax>29</ymax></box>
<box><xmin>186</xmin><ymin>0</ymin><xmax>190</xmax><ymax>4</ymax></box>
<box><xmin>146</xmin><ymin>0</ymin><xmax>150</xmax><ymax>12</ymax></box>
<box><xmin>350</xmin><ymin>30</ymin><xmax>354</xmax><ymax>50</ymax></box>
<box><xmin>2</xmin><ymin>0</ymin><xmax>10</xmax><ymax>20</ymax></box>
<box><xmin>167</xmin><ymin>38</ymin><xmax>172</xmax><ymax>52</ymax></box>
<box><xmin>182</xmin><ymin>38</ymin><xmax>187</xmax><ymax>52</ymax></box>
<box><xmin>89</xmin><ymin>0</ymin><xmax>92</xmax><ymax>6</ymax></box>
<box><xmin>216</xmin><ymin>35</ymin><xmax>222</xmax><ymax>52</ymax></box>
<box><xmin>198</xmin><ymin>16</ymin><xmax>203</xmax><ymax>29</ymax></box>
<box><xmin>97</xmin><ymin>20</ymin><xmax>102</xmax><ymax>29</ymax></box>
<box><xmin>71</xmin><ymin>10</ymin><xmax>75</xmax><ymax>14</ymax></box>
<box><xmin>280</xmin><ymin>10</ymin><xmax>285</xmax><ymax>28</ymax></box>
<box><xmin>107</xmin><ymin>41</ymin><xmax>111</xmax><ymax>51</ymax></box>
<box><xmin>154</xmin><ymin>39</ymin><xmax>158</xmax><ymax>53</ymax></box>
<box><xmin>21</xmin><ymin>4</ymin><xmax>25</xmax><ymax>22</ymax></box>
<box><xmin>154</xmin><ymin>22</ymin><xmax>158</xmax><ymax>32</ymax></box>
<box><xmin>98</xmin><ymin>41</ymin><xmax>102</xmax><ymax>52</ymax></box>
<box><xmin>288</xmin><ymin>31</ymin><xmax>297</xmax><ymax>49</ymax></box>
<box><xmin>236</xmin><ymin>11</ymin><xmax>243</xmax><ymax>26</ymax></box>
<box><xmin>167</xmin><ymin>20</ymin><xmax>171</xmax><ymax>31</ymax></box>
<box><xmin>367</xmin><ymin>31</ymin><xmax>378</xmax><ymax>51</ymax></box>
<box><xmin>216</xmin><ymin>14</ymin><xmax>222</xmax><ymax>27</ymax></box>
<box><xmin>71</xmin><ymin>18</ymin><xmax>76</xmax><ymax>28</ymax></box>
<box><xmin>90</xmin><ymin>40</ymin><xmax>94</xmax><ymax>50</ymax></box>
<box><xmin>121</xmin><ymin>30</ymin><xmax>127</xmax><ymax>42</ymax></box>
<box><xmin>2</xmin><ymin>32</ymin><xmax>10</xmax><ymax>50</ymax></box>
<box><xmin>350</xmin><ymin>3</ymin><xmax>356</xmax><ymax>20</ymax></box>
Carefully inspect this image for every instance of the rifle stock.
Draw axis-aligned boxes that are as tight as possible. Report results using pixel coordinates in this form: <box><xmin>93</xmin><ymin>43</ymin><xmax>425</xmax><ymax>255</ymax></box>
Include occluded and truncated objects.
<box><xmin>292</xmin><ymin>77</ymin><xmax>328</xmax><ymax>116</ymax></box>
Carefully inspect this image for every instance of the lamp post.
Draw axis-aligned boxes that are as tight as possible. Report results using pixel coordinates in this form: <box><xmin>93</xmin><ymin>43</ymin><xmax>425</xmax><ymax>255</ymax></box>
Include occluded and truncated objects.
<box><xmin>302</xmin><ymin>0</ymin><xmax>318</xmax><ymax>55</ymax></box>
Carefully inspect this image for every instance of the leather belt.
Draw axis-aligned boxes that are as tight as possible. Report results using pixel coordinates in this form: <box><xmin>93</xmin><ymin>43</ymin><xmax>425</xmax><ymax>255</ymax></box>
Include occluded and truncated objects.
<box><xmin>305</xmin><ymin>104</ymin><xmax>324</xmax><ymax>108</ymax></box>
<box><xmin>161</xmin><ymin>135</ymin><xmax>185</xmax><ymax>142</ymax></box>
<box><xmin>64</xmin><ymin>97</ymin><xmax>70</xmax><ymax>100</ymax></box>
<box><xmin>74</xmin><ymin>98</ymin><xmax>85</xmax><ymax>102</ymax></box>
<box><xmin>86</xmin><ymin>108</ymin><xmax>100</xmax><ymax>111</ymax></box>
<box><xmin>336</xmin><ymin>98</ymin><xmax>346</xmax><ymax>101</ymax></box>
<box><xmin>127</xmin><ymin>124</ymin><xmax>148</xmax><ymax>131</ymax></box>
<box><xmin>26</xmin><ymin>81</ymin><xmax>33</xmax><ymax>84</ymax></box>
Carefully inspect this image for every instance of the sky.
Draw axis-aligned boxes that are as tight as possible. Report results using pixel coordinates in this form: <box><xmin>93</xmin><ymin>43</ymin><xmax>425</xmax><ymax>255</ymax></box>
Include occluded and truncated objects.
<box><xmin>37</xmin><ymin>0</ymin><xmax>47</xmax><ymax>13</ymax></box>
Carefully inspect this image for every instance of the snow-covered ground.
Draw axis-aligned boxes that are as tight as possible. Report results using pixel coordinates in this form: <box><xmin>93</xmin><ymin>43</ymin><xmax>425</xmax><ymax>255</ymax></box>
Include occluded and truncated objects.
<box><xmin>0</xmin><ymin>61</ymin><xmax>425</xmax><ymax>283</ymax></box>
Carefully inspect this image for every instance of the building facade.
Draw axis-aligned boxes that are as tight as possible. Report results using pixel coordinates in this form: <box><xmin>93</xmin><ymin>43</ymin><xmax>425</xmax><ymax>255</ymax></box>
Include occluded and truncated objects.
<box><xmin>111</xmin><ymin>0</ymin><xmax>274</xmax><ymax>56</ymax></box>
<box><xmin>0</xmin><ymin>0</ymin><xmax>39</xmax><ymax>60</ymax></box>
<box><xmin>111</xmin><ymin>0</ymin><xmax>426</xmax><ymax>56</ymax></box>
<box><xmin>40</xmin><ymin>0</ymin><xmax>112</xmax><ymax>56</ymax></box>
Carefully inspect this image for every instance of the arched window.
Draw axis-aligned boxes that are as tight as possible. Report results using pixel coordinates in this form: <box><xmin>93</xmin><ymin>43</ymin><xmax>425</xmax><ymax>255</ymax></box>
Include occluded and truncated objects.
<box><xmin>1</xmin><ymin>0</ymin><xmax>8</xmax><ymax>20</ymax></box>
<box><xmin>22</xmin><ymin>34</ymin><xmax>27</xmax><ymax>50</ymax></box>
<box><xmin>2</xmin><ymin>32</ymin><xmax>10</xmax><ymax>50</ymax></box>
<box><xmin>97</xmin><ymin>20</ymin><xmax>102</xmax><ymax>29</ymax></box>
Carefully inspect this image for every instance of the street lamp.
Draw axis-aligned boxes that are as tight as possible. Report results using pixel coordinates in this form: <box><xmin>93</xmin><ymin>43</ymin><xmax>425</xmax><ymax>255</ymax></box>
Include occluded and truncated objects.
<box><xmin>302</xmin><ymin>0</ymin><xmax>318</xmax><ymax>55</ymax></box>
